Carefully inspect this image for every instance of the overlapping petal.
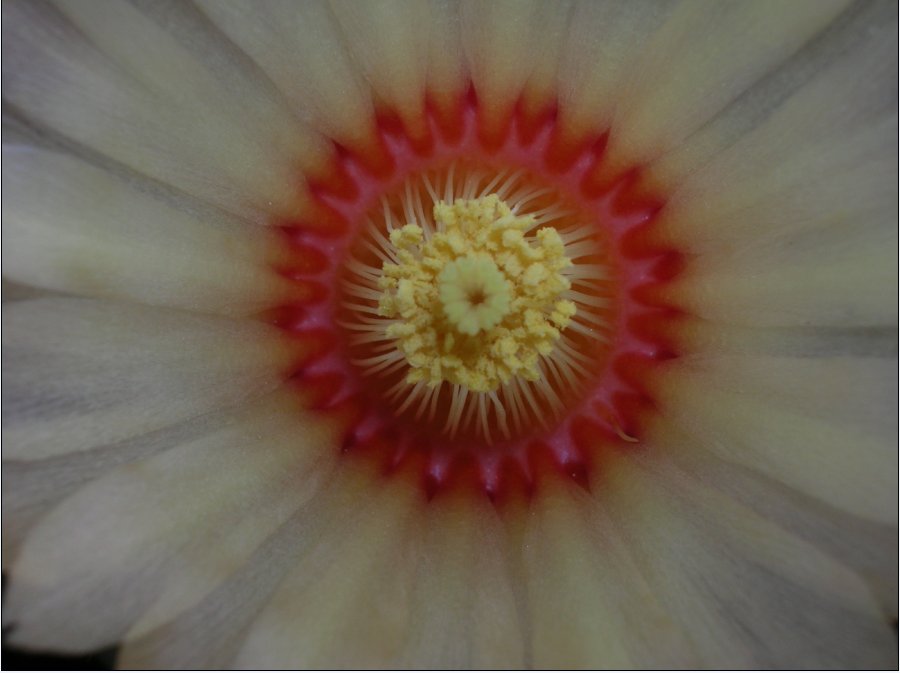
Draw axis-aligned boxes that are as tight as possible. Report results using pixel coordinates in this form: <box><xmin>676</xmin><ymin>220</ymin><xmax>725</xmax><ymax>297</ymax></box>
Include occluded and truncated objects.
<box><xmin>2</xmin><ymin>0</ymin><xmax>896</xmax><ymax>669</ymax></box>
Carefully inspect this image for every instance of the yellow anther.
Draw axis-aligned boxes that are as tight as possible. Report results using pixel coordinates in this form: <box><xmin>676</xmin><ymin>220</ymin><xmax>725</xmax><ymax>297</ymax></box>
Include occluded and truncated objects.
<box><xmin>378</xmin><ymin>194</ymin><xmax>575</xmax><ymax>393</ymax></box>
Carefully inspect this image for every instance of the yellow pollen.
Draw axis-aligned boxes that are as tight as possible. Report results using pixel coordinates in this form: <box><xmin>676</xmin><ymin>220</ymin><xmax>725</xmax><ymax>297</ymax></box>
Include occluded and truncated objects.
<box><xmin>377</xmin><ymin>194</ymin><xmax>576</xmax><ymax>393</ymax></box>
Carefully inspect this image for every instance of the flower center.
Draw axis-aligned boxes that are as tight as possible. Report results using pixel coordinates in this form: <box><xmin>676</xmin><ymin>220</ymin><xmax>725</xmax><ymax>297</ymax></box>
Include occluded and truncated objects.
<box><xmin>271</xmin><ymin>92</ymin><xmax>677</xmax><ymax>501</ymax></box>
<box><xmin>378</xmin><ymin>194</ymin><xmax>576</xmax><ymax>395</ymax></box>
<box><xmin>341</xmin><ymin>164</ymin><xmax>611</xmax><ymax>443</ymax></box>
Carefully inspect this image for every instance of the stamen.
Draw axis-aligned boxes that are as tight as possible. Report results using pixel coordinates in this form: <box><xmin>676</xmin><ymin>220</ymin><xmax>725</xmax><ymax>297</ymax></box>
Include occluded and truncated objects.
<box><xmin>377</xmin><ymin>195</ymin><xmax>575</xmax><ymax>394</ymax></box>
<box><xmin>340</xmin><ymin>164</ymin><xmax>612</xmax><ymax>442</ymax></box>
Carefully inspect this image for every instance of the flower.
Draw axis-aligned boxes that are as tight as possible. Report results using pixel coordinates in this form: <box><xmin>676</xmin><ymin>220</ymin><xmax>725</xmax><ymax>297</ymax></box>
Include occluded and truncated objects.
<box><xmin>2</xmin><ymin>0</ymin><xmax>897</xmax><ymax>669</ymax></box>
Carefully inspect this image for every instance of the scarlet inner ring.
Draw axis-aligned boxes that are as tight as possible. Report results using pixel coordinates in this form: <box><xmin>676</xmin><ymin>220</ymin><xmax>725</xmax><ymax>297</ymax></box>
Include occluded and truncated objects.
<box><xmin>271</xmin><ymin>91</ymin><xmax>678</xmax><ymax>501</ymax></box>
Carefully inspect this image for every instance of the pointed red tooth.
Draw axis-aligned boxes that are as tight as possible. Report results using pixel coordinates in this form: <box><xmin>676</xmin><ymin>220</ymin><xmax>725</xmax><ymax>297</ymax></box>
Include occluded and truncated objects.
<box><xmin>265</xmin><ymin>86</ymin><xmax>679</xmax><ymax>506</ymax></box>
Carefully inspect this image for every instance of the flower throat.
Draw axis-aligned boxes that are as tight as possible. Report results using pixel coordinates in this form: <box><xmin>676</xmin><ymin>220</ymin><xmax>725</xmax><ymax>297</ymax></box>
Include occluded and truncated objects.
<box><xmin>341</xmin><ymin>166</ymin><xmax>608</xmax><ymax>443</ymax></box>
<box><xmin>271</xmin><ymin>91</ymin><xmax>676</xmax><ymax>500</ymax></box>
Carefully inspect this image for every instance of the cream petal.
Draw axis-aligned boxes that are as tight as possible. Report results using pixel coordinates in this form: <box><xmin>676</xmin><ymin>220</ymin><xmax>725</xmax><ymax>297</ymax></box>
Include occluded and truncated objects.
<box><xmin>2</xmin><ymin>279</ymin><xmax>59</xmax><ymax>303</ymax></box>
<box><xmin>647</xmin><ymin>420</ymin><xmax>898</xmax><ymax>619</ymax></box>
<box><xmin>2</xmin><ymin>392</ymin><xmax>341</xmax><ymax>653</ymax></box>
<box><xmin>655</xmin><ymin>356</ymin><xmax>897</xmax><ymax>524</ymax></box>
<box><xmin>231</xmin><ymin>475</ymin><xmax>420</xmax><ymax>669</ymax></box>
<box><xmin>658</xmin><ymin>118</ymin><xmax>897</xmax><ymax>326</ymax></box>
<box><xmin>3</xmin><ymin>0</ymin><xmax>324</xmax><ymax>222</ymax></box>
<box><xmin>647</xmin><ymin>4</ymin><xmax>897</xmax><ymax>327</ymax></box>
<box><xmin>330</xmin><ymin>0</ymin><xmax>430</xmax><ymax>138</ymax></box>
<box><xmin>515</xmin><ymin>1</ymin><xmax>574</xmax><ymax>117</ymax></box>
<box><xmin>117</xmin><ymin>463</ymin><xmax>377</xmax><ymax>669</ymax></box>
<box><xmin>556</xmin><ymin>0</ymin><xmax>673</xmax><ymax>142</ymax></box>
<box><xmin>645</xmin><ymin>349</ymin><xmax>896</xmax><ymax>598</ymax></box>
<box><xmin>197</xmin><ymin>0</ymin><xmax>377</xmax><ymax>153</ymax></box>
<box><xmin>424</xmin><ymin>0</ymin><xmax>469</xmax><ymax>110</ymax></box>
<box><xmin>649</xmin><ymin>1</ymin><xmax>897</xmax><ymax>191</ymax></box>
<box><xmin>604</xmin><ymin>0</ymin><xmax>850</xmax><ymax>171</ymax></box>
<box><xmin>668</xmin><ymin>353</ymin><xmax>896</xmax><ymax>443</ymax></box>
<box><xmin>600</xmin><ymin>451</ymin><xmax>897</xmax><ymax>668</ymax></box>
<box><xmin>3</xmin><ymin>409</ymin><xmax>231</xmax><ymax>563</ymax></box>
<box><xmin>676</xmin><ymin>320</ymin><xmax>897</xmax><ymax>360</ymax></box>
<box><xmin>523</xmin><ymin>480</ymin><xmax>694</xmax><ymax>669</ymax></box>
<box><xmin>2</xmin><ymin>299</ymin><xmax>294</xmax><ymax>460</ymax></box>
<box><xmin>394</xmin><ymin>494</ymin><xmax>525</xmax><ymax>668</ymax></box>
<box><xmin>460</xmin><ymin>0</ymin><xmax>571</xmax><ymax>134</ymax></box>
<box><xmin>3</xmin><ymin>147</ymin><xmax>294</xmax><ymax>315</ymax></box>
<box><xmin>671</xmin><ymin>233</ymin><xmax>897</xmax><ymax>327</ymax></box>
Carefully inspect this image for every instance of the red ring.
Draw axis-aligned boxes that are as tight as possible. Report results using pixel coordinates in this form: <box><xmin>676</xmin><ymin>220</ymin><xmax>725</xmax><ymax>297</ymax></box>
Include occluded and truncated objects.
<box><xmin>267</xmin><ymin>88</ymin><xmax>680</xmax><ymax>505</ymax></box>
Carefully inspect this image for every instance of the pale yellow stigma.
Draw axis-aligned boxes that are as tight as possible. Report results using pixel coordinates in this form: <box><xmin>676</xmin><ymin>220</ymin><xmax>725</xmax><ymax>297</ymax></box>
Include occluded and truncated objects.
<box><xmin>377</xmin><ymin>194</ymin><xmax>576</xmax><ymax>393</ymax></box>
<box><xmin>438</xmin><ymin>256</ymin><xmax>511</xmax><ymax>335</ymax></box>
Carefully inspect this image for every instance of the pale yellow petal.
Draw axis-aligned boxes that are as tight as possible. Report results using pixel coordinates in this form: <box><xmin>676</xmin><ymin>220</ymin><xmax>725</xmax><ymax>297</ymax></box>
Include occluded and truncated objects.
<box><xmin>3</xmin><ymin>392</ymin><xmax>340</xmax><ymax>653</ymax></box>
<box><xmin>643</xmin><ymin>3</ymin><xmax>896</xmax><ymax>333</ymax></box>
<box><xmin>3</xmin><ymin>299</ymin><xmax>294</xmax><ymax>460</ymax></box>
<box><xmin>671</xmin><ymin>224</ymin><xmax>897</xmax><ymax>327</ymax></box>
<box><xmin>395</xmin><ymin>494</ymin><xmax>525</xmax><ymax>668</ymax></box>
<box><xmin>330</xmin><ymin>0</ymin><xmax>431</xmax><ymax>138</ymax></box>
<box><xmin>556</xmin><ymin>0</ymin><xmax>673</xmax><ymax>142</ymax></box>
<box><xmin>425</xmin><ymin>0</ymin><xmax>469</xmax><ymax>110</ymax></box>
<box><xmin>2</xmin><ymin>408</ymin><xmax>231</xmax><ymax>563</ymax></box>
<box><xmin>638</xmin><ymin>418</ymin><xmax>898</xmax><ymax>620</ymax></box>
<box><xmin>3</xmin><ymin>147</ymin><xmax>293</xmax><ymax>315</ymax></box>
<box><xmin>600</xmin><ymin>451</ymin><xmax>896</xmax><ymax>668</ymax></box>
<box><xmin>118</xmin><ymin>464</ymin><xmax>379</xmax><ymax>668</ymax></box>
<box><xmin>649</xmin><ymin>1</ymin><xmax>896</xmax><ymax>190</ymax></box>
<box><xmin>523</xmin><ymin>479</ymin><xmax>693</xmax><ymax>668</ymax></box>
<box><xmin>655</xmin><ymin>357</ymin><xmax>897</xmax><ymax>524</ymax></box>
<box><xmin>4</xmin><ymin>0</ymin><xmax>324</xmax><ymax>222</ymax></box>
<box><xmin>232</xmin><ymin>476</ymin><xmax>419</xmax><ymax>668</ymax></box>
<box><xmin>197</xmin><ymin>0</ymin><xmax>377</xmax><ymax>153</ymax></box>
<box><xmin>461</xmin><ymin>0</ymin><xmax>571</xmax><ymax>135</ymax></box>
<box><xmin>675</xmin><ymin>320</ymin><xmax>896</xmax><ymax>360</ymax></box>
<box><xmin>605</xmin><ymin>0</ymin><xmax>850</xmax><ymax>171</ymax></box>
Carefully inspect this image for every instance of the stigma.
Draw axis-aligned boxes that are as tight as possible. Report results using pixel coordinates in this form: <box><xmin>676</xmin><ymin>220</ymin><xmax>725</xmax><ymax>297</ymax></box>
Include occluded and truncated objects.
<box><xmin>377</xmin><ymin>194</ymin><xmax>576</xmax><ymax>395</ymax></box>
